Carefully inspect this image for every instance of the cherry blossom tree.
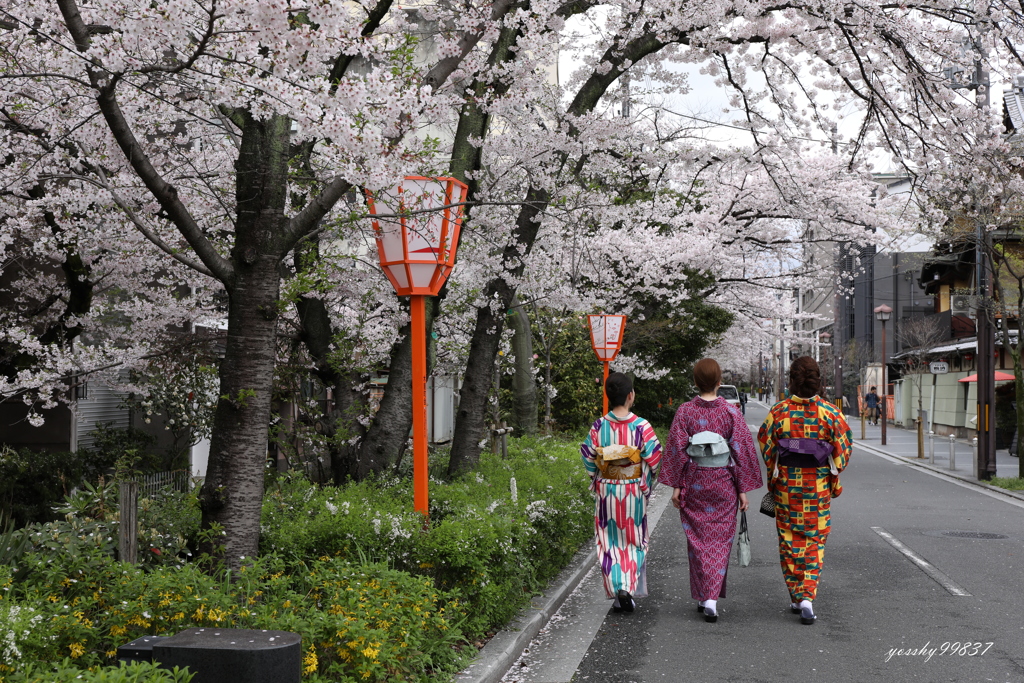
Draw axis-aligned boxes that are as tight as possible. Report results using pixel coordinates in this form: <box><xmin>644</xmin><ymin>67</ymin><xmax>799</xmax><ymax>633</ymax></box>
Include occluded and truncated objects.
<box><xmin>3</xmin><ymin>0</ymin><xmax>1022</xmax><ymax>563</ymax></box>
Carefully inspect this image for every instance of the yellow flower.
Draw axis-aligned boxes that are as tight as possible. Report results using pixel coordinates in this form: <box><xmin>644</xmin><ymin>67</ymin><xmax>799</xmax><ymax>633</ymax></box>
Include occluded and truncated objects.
<box><xmin>127</xmin><ymin>615</ymin><xmax>151</xmax><ymax>628</ymax></box>
<box><xmin>110</xmin><ymin>625</ymin><xmax>127</xmax><ymax>637</ymax></box>
<box><xmin>69</xmin><ymin>642</ymin><xmax>86</xmax><ymax>659</ymax></box>
<box><xmin>302</xmin><ymin>647</ymin><xmax>319</xmax><ymax>675</ymax></box>
<box><xmin>105</xmin><ymin>650</ymin><xmax>117</xmax><ymax>658</ymax></box>
<box><xmin>362</xmin><ymin>647</ymin><xmax>379</xmax><ymax>660</ymax></box>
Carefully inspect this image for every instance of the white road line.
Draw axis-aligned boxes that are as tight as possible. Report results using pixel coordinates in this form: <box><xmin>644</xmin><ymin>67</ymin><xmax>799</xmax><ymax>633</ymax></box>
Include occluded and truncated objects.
<box><xmin>871</xmin><ymin>526</ymin><xmax>972</xmax><ymax>597</ymax></box>
<box><xmin>854</xmin><ymin>442</ymin><xmax>1024</xmax><ymax>512</ymax></box>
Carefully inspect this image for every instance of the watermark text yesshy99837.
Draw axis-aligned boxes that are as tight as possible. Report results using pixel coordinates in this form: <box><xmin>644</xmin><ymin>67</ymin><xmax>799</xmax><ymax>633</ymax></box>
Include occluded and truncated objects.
<box><xmin>885</xmin><ymin>642</ymin><xmax>994</xmax><ymax>663</ymax></box>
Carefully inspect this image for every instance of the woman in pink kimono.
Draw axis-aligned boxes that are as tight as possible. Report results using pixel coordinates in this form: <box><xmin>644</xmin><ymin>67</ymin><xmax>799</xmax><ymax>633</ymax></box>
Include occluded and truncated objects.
<box><xmin>659</xmin><ymin>358</ymin><xmax>763</xmax><ymax>622</ymax></box>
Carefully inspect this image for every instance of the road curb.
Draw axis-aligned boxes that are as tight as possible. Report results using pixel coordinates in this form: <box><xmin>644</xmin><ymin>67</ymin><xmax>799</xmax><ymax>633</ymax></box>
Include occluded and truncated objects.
<box><xmin>454</xmin><ymin>542</ymin><xmax>597</xmax><ymax>683</ymax></box>
<box><xmin>854</xmin><ymin>440</ymin><xmax>1024</xmax><ymax>503</ymax></box>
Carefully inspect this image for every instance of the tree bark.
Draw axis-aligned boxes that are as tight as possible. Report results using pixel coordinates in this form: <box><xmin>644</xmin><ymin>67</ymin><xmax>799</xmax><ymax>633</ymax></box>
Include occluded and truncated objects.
<box><xmin>294</xmin><ymin>284</ymin><xmax>368</xmax><ymax>484</ymax></box>
<box><xmin>357</xmin><ymin>295</ymin><xmax>442</xmax><ymax>478</ymax></box>
<box><xmin>198</xmin><ymin>113</ymin><xmax>290</xmax><ymax>566</ymax></box>
<box><xmin>357</xmin><ymin>320</ymin><xmax>413</xmax><ymax>477</ymax></box>
<box><xmin>508</xmin><ymin>295</ymin><xmax>538</xmax><ymax>435</ymax></box>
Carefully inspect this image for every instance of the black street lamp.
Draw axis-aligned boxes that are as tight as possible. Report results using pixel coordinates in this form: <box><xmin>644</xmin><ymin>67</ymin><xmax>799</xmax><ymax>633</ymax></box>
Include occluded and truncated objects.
<box><xmin>874</xmin><ymin>304</ymin><xmax>892</xmax><ymax>445</ymax></box>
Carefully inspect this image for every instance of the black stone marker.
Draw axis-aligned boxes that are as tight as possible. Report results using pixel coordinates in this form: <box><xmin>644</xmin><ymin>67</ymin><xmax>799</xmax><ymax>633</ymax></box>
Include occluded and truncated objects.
<box><xmin>117</xmin><ymin>635</ymin><xmax>169</xmax><ymax>663</ymax></box>
<box><xmin>152</xmin><ymin>628</ymin><xmax>301</xmax><ymax>683</ymax></box>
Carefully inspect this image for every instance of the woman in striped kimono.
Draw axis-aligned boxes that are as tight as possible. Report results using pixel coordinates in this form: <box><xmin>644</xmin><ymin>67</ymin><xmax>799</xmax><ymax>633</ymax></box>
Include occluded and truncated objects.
<box><xmin>659</xmin><ymin>358</ymin><xmax>763</xmax><ymax>623</ymax></box>
<box><xmin>757</xmin><ymin>356</ymin><xmax>852</xmax><ymax>625</ymax></box>
<box><xmin>581</xmin><ymin>372</ymin><xmax>662</xmax><ymax>613</ymax></box>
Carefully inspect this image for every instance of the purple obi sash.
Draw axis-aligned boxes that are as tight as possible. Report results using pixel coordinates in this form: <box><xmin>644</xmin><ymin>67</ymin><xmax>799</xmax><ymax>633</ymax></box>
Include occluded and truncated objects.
<box><xmin>777</xmin><ymin>437</ymin><xmax>833</xmax><ymax>468</ymax></box>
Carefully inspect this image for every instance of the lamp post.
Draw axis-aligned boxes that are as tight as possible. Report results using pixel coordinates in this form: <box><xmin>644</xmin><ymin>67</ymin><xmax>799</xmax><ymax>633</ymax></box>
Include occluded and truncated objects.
<box><xmin>874</xmin><ymin>304</ymin><xmax>892</xmax><ymax>446</ymax></box>
<box><xmin>587</xmin><ymin>313</ymin><xmax>627</xmax><ymax>415</ymax></box>
<box><xmin>820</xmin><ymin>332</ymin><xmax>832</xmax><ymax>400</ymax></box>
<box><xmin>367</xmin><ymin>176</ymin><xmax>468</xmax><ymax>515</ymax></box>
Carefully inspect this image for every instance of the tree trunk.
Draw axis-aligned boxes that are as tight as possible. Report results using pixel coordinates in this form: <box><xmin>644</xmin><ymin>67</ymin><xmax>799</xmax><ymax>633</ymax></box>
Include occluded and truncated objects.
<box><xmin>357</xmin><ymin>295</ymin><xmax>442</xmax><ymax>478</ymax></box>
<box><xmin>357</xmin><ymin>321</ymin><xmax>413</xmax><ymax>478</ymax></box>
<box><xmin>448</xmin><ymin>280</ymin><xmax>514</xmax><ymax>476</ymax></box>
<box><xmin>199</xmin><ymin>113</ymin><xmax>290</xmax><ymax>568</ymax></box>
<box><xmin>293</xmin><ymin>246</ymin><xmax>369</xmax><ymax>484</ymax></box>
<box><xmin>199</xmin><ymin>258</ymin><xmax>282</xmax><ymax>566</ymax></box>
<box><xmin>508</xmin><ymin>295</ymin><xmax>538</xmax><ymax>435</ymax></box>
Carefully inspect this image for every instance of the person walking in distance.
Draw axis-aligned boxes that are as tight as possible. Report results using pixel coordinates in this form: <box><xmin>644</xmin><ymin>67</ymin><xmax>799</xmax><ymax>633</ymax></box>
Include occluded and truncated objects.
<box><xmin>758</xmin><ymin>356</ymin><xmax>852</xmax><ymax>625</ymax></box>
<box><xmin>581</xmin><ymin>372</ymin><xmax>662</xmax><ymax>613</ymax></box>
<box><xmin>864</xmin><ymin>386</ymin><xmax>880</xmax><ymax>425</ymax></box>
<box><xmin>659</xmin><ymin>358</ymin><xmax>763</xmax><ymax>623</ymax></box>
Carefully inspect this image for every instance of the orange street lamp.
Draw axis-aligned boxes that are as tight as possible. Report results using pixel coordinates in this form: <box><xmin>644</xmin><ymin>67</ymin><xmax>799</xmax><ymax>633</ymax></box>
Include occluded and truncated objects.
<box><xmin>587</xmin><ymin>313</ymin><xmax>627</xmax><ymax>415</ymax></box>
<box><xmin>366</xmin><ymin>176</ymin><xmax>468</xmax><ymax>515</ymax></box>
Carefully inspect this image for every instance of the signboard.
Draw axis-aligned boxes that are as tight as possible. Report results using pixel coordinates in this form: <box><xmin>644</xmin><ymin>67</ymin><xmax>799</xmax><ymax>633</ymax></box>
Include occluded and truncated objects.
<box><xmin>930</xmin><ymin>361</ymin><xmax>949</xmax><ymax>375</ymax></box>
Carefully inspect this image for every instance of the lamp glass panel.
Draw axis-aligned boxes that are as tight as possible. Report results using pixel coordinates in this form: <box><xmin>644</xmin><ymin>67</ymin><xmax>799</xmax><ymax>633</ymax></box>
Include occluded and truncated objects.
<box><xmin>402</xmin><ymin>178</ymin><xmax>447</xmax><ymax>263</ymax></box>
<box><xmin>386</xmin><ymin>264</ymin><xmax>410</xmax><ymax>290</ymax></box>
<box><xmin>605</xmin><ymin>316</ymin><xmax>624</xmax><ymax>345</ymax></box>
<box><xmin>376</xmin><ymin>219</ymin><xmax>406</xmax><ymax>263</ymax></box>
<box><xmin>588</xmin><ymin>315</ymin><xmax>606</xmax><ymax>349</ymax></box>
<box><xmin>410</xmin><ymin>263</ymin><xmax>438</xmax><ymax>289</ymax></box>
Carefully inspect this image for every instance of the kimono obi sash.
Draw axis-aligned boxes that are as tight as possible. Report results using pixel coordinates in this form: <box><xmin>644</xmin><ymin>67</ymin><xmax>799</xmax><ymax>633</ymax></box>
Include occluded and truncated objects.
<box><xmin>596</xmin><ymin>444</ymin><xmax>643</xmax><ymax>480</ymax></box>
<box><xmin>777</xmin><ymin>437</ymin><xmax>837</xmax><ymax>473</ymax></box>
<box><xmin>686</xmin><ymin>431</ymin><xmax>731</xmax><ymax>468</ymax></box>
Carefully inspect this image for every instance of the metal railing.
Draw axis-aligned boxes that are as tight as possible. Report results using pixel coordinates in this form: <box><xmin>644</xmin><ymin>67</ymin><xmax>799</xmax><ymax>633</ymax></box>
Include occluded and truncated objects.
<box><xmin>139</xmin><ymin>470</ymin><xmax>194</xmax><ymax>498</ymax></box>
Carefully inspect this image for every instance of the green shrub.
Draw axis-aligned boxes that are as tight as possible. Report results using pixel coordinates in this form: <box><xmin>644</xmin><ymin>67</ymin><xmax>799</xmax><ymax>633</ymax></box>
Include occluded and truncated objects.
<box><xmin>260</xmin><ymin>434</ymin><xmax>593</xmax><ymax>637</ymax></box>
<box><xmin>0</xmin><ymin>446</ymin><xmax>113</xmax><ymax>528</ymax></box>
<box><xmin>1</xmin><ymin>551</ymin><xmax>465</xmax><ymax>682</ymax></box>
<box><xmin>989</xmin><ymin>476</ymin><xmax>1024</xmax><ymax>491</ymax></box>
<box><xmin>81</xmin><ymin>424</ymin><xmax>160</xmax><ymax>474</ymax></box>
<box><xmin>4</xmin><ymin>660</ymin><xmax>193</xmax><ymax>683</ymax></box>
<box><xmin>0</xmin><ymin>433</ymin><xmax>593</xmax><ymax>681</ymax></box>
<box><xmin>18</xmin><ymin>481</ymin><xmax>200</xmax><ymax>571</ymax></box>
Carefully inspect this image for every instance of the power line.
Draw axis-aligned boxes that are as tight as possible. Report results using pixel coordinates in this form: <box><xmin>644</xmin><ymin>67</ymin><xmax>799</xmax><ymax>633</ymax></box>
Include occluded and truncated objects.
<box><xmin>655</xmin><ymin>106</ymin><xmax>839</xmax><ymax>146</ymax></box>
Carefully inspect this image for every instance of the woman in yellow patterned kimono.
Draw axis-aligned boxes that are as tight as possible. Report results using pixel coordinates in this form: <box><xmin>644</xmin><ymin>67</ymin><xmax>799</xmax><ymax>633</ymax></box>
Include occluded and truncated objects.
<box><xmin>757</xmin><ymin>356</ymin><xmax>851</xmax><ymax>625</ymax></box>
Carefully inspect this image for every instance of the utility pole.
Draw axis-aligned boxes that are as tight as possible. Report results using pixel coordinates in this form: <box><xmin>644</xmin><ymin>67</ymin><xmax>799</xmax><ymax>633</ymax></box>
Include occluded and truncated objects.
<box><xmin>758</xmin><ymin>349</ymin><xmax>763</xmax><ymax>400</ymax></box>
<box><xmin>779</xmin><ymin>324</ymin><xmax>786</xmax><ymax>401</ymax></box>
<box><xmin>972</xmin><ymin>37</ymin><xmax>996</xmax><ymax>480</ymax></box>
<box><xmin>831</xmin><ymin>124</ymin><xmax>844</xmax><ymax>413</ymax></box>
<box><xmin>941</xmin><ymin>33</ymin><xmax>995</xmax><ymax>478</ymax></box>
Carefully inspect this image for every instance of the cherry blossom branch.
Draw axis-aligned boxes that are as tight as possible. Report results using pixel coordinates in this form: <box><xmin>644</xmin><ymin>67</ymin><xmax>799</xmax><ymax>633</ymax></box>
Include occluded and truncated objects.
<box><xmin>44</xmin><ymin>171</ymin><xmax>218</xmax><ymax>279</ymax></box>
<box><xmin>55</xmin><ymin>0</ymin><xmax>235</xmax><ymax>284</ymax></box>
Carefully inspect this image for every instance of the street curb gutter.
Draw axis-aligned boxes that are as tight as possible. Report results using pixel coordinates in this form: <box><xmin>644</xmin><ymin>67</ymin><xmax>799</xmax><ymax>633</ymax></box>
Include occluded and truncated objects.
<box><xmin>454</xmin><ymin>543</ymin><xmax>597</xmax><ymax>683</ymax></box>
<box><xmin>854</xmin><ymin>440</ymin><xmax>1024</xmax><ymax>503</ymax></box>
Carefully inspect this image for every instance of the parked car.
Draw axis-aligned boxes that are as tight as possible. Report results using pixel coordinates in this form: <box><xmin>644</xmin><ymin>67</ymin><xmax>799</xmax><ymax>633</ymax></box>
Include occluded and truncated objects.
<box><xmin>717</xmin><ymin>384</ymin><xmax>741</xmax><ymax>408</ymax></box>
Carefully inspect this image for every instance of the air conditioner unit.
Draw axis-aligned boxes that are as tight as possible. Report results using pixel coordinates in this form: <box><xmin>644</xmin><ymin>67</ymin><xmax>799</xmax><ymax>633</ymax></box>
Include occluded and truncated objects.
<box><xmin>950</xmin><ymin>294</ymin><xmax>974</xmax><ymax>317</ymax></box>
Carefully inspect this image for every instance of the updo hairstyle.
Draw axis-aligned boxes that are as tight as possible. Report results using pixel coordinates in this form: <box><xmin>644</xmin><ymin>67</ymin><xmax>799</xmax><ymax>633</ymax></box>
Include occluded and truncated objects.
<box><xmin>788</xmin><ymin>356</ymin><xmax>821</xmax><ymax>399</ymax></box>
<box><xmin>693</xmin><ymin>358</ymin><xmax>722</xmax><ymax>394</ymax></box>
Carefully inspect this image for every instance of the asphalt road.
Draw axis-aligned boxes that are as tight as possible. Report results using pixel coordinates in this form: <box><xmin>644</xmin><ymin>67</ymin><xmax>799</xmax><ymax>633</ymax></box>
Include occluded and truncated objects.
<box><xmin>504</xmin><ymin>402</ymin><xmax>1024</xmax><ymax>683</ymax></box>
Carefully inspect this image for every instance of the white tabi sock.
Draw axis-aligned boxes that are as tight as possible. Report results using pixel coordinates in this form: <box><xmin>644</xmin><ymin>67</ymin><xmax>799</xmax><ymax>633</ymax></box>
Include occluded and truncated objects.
<box><xmin>799</xmin><ymin>600</ymin><xmax>813</xmax><ymax>614</ymax></box>
<box><xmin>704</xmin><ymin>599</ymin><xmax>717</xmax><ymax>614</ymax></box>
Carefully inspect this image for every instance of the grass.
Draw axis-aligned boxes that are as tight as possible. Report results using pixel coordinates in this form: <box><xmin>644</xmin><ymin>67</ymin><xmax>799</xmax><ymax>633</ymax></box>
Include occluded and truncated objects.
<box><xmin>988</xmin><ymin>476</ymin><xmax>1024</xmax><ymax>491</ymax></box>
